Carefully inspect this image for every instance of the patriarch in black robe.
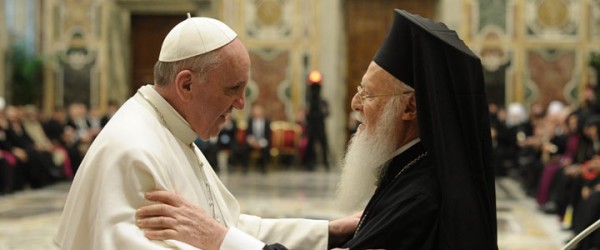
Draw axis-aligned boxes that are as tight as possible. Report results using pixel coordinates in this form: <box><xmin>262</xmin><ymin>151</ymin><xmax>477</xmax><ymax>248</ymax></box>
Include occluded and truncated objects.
<box><xmin>335</xmin><ymin>9</ymin><xmax>498</xmax><ymax>249</ymax></box>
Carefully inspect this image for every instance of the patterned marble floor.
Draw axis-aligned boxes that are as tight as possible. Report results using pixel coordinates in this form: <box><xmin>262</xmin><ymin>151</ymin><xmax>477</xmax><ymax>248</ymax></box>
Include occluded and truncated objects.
<box><xmin>0</xmin><ymin>170</ymin><xmax>571</xmax><ymax>249</ymax></box>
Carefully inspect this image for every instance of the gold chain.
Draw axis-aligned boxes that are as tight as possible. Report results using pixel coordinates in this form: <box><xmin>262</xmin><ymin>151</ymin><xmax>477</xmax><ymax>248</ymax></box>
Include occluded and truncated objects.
<box><xmin>393</xmin><ymin>152</ymin><xmax>428</xmax><ymax>180</ymax></box>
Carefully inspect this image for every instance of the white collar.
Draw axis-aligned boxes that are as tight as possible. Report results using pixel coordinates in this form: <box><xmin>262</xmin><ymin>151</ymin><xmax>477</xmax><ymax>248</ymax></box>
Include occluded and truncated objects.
<box><xmin>136</xmin><ymin>85</ymin><xmax>198</xmax><ymax>145</ymax></box>
<box><xmin>391</xmin><ymin>138</ymin><xmax>421</xmax><ymax>157</ymax></box>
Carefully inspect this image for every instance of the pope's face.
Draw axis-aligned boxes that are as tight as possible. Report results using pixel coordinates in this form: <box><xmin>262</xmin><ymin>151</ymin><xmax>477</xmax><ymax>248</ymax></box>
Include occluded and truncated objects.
<box><xmin>189</xmin><ymin>40</ymin><xmax>250</xmax><ymax>140</ymax></box>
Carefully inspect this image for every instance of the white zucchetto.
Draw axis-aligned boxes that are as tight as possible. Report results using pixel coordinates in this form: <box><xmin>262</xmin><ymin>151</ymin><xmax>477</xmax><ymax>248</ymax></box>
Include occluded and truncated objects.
<box><xmin>158</xmin><ymin>14</ymin><xmax>237</xmax><ymax>62</ymax></box>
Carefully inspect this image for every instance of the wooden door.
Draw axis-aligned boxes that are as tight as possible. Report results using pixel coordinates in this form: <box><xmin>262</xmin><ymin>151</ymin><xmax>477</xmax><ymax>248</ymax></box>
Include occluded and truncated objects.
<box><xmin>345</xmin><ymin>0</ymin><xmax>436</xmax><ymax>119</ymax></box>
<box><xmin>130</xmin><ymin>15</ymin><xmax>185</xmax><ymax>94</ymax></box>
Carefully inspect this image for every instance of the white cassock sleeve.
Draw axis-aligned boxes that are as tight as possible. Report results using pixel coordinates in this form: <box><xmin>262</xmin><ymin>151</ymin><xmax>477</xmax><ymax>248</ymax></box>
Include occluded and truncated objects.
<box><xmin>220</xmin><ymin>227</ymin><xmax>266</xmax><ymax>250</ymax></box>
<box><xmin>234</xmin><ymin>214</ymin><xmax>329</xmax><ymax>250</ymax></box>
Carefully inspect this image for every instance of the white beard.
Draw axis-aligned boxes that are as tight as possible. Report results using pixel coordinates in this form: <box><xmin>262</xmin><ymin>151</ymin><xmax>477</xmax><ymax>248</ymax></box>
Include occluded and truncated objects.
<box><xmin>336</xmin><ymin>99</ymin><xmax>402</xmax><ymax>212</ymax></box>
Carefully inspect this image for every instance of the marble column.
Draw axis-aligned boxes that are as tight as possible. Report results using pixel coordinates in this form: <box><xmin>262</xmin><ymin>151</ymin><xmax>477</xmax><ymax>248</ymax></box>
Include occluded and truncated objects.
<box><xmin>318</xmin><ymin>0</ymin><xmax>346</xmax><ymax>164</ymax></box>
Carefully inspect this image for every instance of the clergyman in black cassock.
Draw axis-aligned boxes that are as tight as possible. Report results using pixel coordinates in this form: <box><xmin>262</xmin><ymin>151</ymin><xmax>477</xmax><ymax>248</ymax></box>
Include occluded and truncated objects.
<box><xmin>344</xmin><ymin>141</ymin><xmax>438</xmax><ymax>249</ymax></box>
<box><xmin>341</xmin><ymin>9</ymin><xmax>498</xmax><ymax>249</ymax></box>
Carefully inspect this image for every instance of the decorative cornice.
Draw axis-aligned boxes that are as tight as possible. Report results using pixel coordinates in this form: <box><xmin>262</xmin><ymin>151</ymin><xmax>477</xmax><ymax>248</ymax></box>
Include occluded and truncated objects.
<box><xmin>115</xmin><ymin>0</ymin><xmax>210</xmax><ymax>13</ymax></box>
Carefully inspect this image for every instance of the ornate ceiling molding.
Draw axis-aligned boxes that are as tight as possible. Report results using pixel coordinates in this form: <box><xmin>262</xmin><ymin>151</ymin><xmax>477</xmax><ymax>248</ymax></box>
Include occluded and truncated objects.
<box><xmin>115</xmin><ymin>0</ymin><xmax>210</xmax><ymax>13</ymax></box>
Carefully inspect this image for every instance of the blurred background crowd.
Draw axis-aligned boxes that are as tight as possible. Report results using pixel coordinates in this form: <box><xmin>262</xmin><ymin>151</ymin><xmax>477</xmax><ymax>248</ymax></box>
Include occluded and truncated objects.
<box><xmin>0</xmin><ymin>101</ymin><xmax>116</xmax><ymax>193</ymax></box>
<box><xmin>490</xmin><ymin>85</ymin><xmax>600</xmax><ymax>247</ymax></box>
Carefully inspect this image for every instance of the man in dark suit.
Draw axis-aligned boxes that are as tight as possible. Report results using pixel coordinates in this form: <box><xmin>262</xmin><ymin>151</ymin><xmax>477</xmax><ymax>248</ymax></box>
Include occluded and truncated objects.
<box><xmin>243</xmin><ymin>103</ymin><xmax>271</xmax><ymax>173</ymax></box>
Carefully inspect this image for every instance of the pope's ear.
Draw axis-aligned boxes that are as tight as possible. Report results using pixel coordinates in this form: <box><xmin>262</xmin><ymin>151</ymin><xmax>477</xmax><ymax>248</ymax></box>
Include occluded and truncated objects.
<box><xmin>174</xmin><ymin>70</ymin><xmax>194</xmax><ymax>101</ymax></box>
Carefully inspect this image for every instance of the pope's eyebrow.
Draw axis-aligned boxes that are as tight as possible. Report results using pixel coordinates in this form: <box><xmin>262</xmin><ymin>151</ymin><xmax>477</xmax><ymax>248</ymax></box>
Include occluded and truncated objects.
<box><xmin>225</xmin><ymin>82</ymin><xmax>243</xmax><ymax>96</ymax></box>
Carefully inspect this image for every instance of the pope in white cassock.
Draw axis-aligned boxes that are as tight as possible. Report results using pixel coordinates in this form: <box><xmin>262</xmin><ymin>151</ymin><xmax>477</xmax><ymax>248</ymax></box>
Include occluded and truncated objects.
<box><xmin>55</xmin><ymin>15</ymin><xmax>331</xmax><ymax>250</ymax></box>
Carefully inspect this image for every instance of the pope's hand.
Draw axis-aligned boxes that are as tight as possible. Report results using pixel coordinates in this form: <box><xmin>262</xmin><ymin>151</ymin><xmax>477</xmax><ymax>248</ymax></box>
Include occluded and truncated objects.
<box><xmin>136</xmin><ymin>190</ymin><xmax>227</xmax><ymax>250</ymax></box>
<box><xmin>328</xmin><ymin>211</ymin><xmax>362</xmax><ymax>248</ymax></box>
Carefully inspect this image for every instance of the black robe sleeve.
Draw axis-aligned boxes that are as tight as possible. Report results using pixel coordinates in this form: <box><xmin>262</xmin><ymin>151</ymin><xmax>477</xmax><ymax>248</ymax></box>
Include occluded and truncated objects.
<box><xmin>262</xmin><ymin>243</ymin><xmax>288</xmax><ymax>250</ymax></box>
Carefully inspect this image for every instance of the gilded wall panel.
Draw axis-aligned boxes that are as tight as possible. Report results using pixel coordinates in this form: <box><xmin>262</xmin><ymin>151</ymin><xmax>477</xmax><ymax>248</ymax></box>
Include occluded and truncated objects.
<box><xmin>245</xmin><ymin>0</ymin><xmax>293</xmax><ymax>39</ymax></box>
<box><xmin>591</xmin><ymin>0</ymin><xmax>600</xmax><ymax>39</ymax></box>
<box><xmin>478</xmin><ymin>46</ymin><xmax>513</xmax><ymax>106</ymax></box>
<box><xmin>466</xmin><ymin>0</ymin><xmax>590</xmax><ymax>107</ymax></box>
<box><xmin>248</xmin><ymin>49</ymin><xmax>290</xmax><ymax>121</ymax></box>
<box><xmin>223</xmin><ymin>0</ymin><xmax>317</xmax><ymax>121</ymax></box>
<box><xmin>61</xmin><ymin>0</ymin><xmax>97</xmax><ymax>37</ymax></box>
<box><xmin>524</xmin><ymin>49</ymin><xmax>577</xmax><ymax>106</ymax></box>
<box><xmin>525</xmin><ymin>0</ymin><xmax>580</xmax><ymax>40</ymax></box>
<box><xmin>42</xmin><ymin>0</ymin><xmax>212</xmax><ymax>112</ymax></box>
<box><xmin>298</xmin><ymin>0</ymin><xmax>313</xmax><ymax>39</ymax></box>
<box><xmin>471</xmin><ymin>0</ymin><xmax>512</xmax><ymax>39</ymax></box>
<box><xmin>468</xmin><ymin>0</ymin><xmax>515</xmax><ymax>107</ymax></box>
<box><xmin>53</xmin><ymin>0</ymin><xmax>101</xmax><ymax>108</ymax></box>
